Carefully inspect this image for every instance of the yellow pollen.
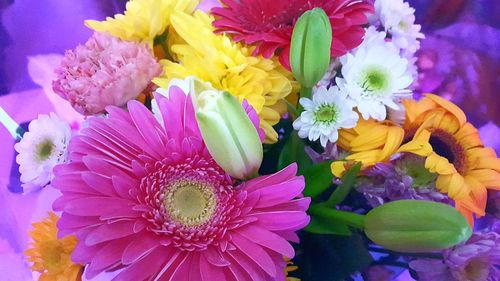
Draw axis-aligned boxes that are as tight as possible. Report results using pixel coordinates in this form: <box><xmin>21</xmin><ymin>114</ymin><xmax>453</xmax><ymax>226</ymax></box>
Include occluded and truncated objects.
<box><xmin>164</xmin><ymin>181</ymin><xmax>216</xmax><ymax>226</ymax></box>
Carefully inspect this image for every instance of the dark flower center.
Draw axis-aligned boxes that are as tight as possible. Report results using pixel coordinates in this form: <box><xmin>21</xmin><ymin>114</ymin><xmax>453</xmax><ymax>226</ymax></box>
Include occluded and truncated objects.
<box><xmin>428</xmin><ymin>129</ymin><xmax>466</xmax><ymax>173</ymax></box>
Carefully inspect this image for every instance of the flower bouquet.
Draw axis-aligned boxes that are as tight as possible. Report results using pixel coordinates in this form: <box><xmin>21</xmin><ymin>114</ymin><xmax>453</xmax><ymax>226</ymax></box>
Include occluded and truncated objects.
<box><xmin>1</xmin><ymin>0</ymin><xmax>499</xmax><ymax>280</ymax></box>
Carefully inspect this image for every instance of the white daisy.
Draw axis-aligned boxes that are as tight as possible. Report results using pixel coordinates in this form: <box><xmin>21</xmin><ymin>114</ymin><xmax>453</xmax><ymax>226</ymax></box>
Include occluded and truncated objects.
<box><xmin>14</xmin><ymin>113</ymin><xmax>71</xmax><ymax>192</ymax></box>
<box><xmin>293</xmin><ymin>86</ymin><xmax>359</xmax><ymax>147</ymax></box>
<box><xmin>336</xmin><ymin>30</ymin><xmax>413</xmax><ymax>121</ymax></box>
<box><xmin>373</xmin><ymin>0</ymin><xmax>424</xmax><ymax>55</ymax></box>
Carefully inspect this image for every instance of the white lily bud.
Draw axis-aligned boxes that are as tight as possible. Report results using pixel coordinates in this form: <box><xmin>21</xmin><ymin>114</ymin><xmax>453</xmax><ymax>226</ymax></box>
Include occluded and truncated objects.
<box><xmin>191</xmin><ymin>78</ymin><xmax>263</xmax><ymax>180</ymax></box>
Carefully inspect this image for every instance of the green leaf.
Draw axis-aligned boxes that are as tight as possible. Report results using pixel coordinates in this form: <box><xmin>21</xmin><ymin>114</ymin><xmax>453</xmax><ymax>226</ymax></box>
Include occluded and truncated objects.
<box><xmin>325</xmin><ymin>162</ymin><xmax>361</xmax><ymax>207</ymax></box>
<box><xmin>277</xmin><ymin>131</ymin><xmax>312</xmax><ymax>174</ymax></box>
<box><xmin>305</xmin><ymin>215</ymin><xmax>351</xmax><ymax>236</ymax></box>
<box><xmin>302</xmin><ymin>160</ymin><xmax>334</xmax><ymax>198</ymax></box>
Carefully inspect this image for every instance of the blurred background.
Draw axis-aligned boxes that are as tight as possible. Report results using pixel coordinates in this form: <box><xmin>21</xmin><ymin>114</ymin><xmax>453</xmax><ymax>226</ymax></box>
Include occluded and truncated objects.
<box><xmin>0</xmin><ymin>0</ymin><xmax>498</xmax><ymax>280</ymax></box>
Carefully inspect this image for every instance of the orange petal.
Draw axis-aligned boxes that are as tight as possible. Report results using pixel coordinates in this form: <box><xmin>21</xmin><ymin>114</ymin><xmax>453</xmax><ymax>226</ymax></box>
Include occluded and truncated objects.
<box><xmin>456</xmin><ymin>194</ymin><xmax>485</xmax><ymax>217</ymax></box>
<box><xmin>455</xmin><ymin>202</ymin><xmax>475</xmax><ymax>227</ymax></box>
<box><xmin>464</xmin><ymin>176</ymin><xmax>487</xmax><ymax>212</ymax></box>
<box><xmin>424</xmin><ymin>94</ymin><xmax>467</xmax><ymax>126</ymax></box>
<box><xmin>466</xmin><ymin>169</ymin><xmax>500</xmax><ymax>189</ymax></box>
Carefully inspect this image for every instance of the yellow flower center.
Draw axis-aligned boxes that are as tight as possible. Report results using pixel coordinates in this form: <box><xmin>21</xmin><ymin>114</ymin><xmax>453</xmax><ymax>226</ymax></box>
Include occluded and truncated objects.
<box><xmin>164</xmin><ymin>180</ymin><xmax>217</xmax><ymax>226</ymax></box>
<box><xmin>39</xmin><ymin>240</ymin><xmax>64</xmax><ymax>272</ymax></box>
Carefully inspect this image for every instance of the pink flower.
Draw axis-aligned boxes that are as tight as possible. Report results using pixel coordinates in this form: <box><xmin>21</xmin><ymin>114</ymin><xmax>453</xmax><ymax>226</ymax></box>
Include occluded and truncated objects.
<box><xmin>212</xmin><ymin>0</ymin><xmax>374</xmax><ymax>69</ymax></box>
<box><xmin>52</xmin><ymin>32</ymin><xmax>162</xmax><ymax>115</ymax></box>
<box><xmin>52</xmin><ymin>85</ymin><xmax>310</xmax><ymax>280</ymax></box>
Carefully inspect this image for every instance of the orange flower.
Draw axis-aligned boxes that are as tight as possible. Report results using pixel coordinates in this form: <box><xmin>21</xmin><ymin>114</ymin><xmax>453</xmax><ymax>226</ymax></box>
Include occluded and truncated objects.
<box><xmin>25</xmin><ymin>212</ymin><xmax>82</xmax><ymax>281</ymax></box>
<box><xmin>399</xmin><ymin>94</ymin><xmax>500</xmax><ymax>224</ymax></box>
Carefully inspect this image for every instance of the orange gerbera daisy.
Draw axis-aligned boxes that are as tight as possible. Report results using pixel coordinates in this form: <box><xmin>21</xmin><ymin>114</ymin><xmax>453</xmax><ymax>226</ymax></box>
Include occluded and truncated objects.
<box><xmin>331</xmin><ymin>118</ymin><xmax>404</xmax><ymax>177</ymax></box>
<box><xmin>25</xmin><ymin>212</ymin><xmax>82</xmax><ymax>281</ymax></box>
<box><xmin>398</xmin><ymin>94</ymin><xmax>500</xmax><ymax>224</ymax></box>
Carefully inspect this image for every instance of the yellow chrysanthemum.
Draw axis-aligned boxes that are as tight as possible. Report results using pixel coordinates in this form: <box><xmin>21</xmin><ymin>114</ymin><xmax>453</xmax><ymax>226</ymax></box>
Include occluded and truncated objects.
<box><xmin>25</xmin><ymin>212</ymin><xmax>82</xmax><ymax>281</ymax></box>
<box><xmin>85</xmin><ymin>0</ymin><xmax>199</xmax><ymax>47</ymax></box>
<box><xmin>284</xmin><ymin>257</ymin><xmax>300</xmax><ymax>281</ymax></box>
<box><xmin>331</xmin><ymin>118</ymin><xmax>404</xmax><ymax>177</ymax></box>
<box><xmin>155</xmin><ymin>10</ymin><xmax>296</xmax><ymax>143</ymax></box>
<box><xmin>398</xmin><ymin>94</ymin><xmax>500</xmax><ymax>224</ymax></box>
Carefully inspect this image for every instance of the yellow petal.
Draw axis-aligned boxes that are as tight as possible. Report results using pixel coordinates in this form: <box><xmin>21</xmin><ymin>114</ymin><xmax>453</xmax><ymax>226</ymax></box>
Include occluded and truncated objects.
<box><xmin>424</xmin><ymin>94</ymin><xmax>467</xmax><ymax>126</ymax></box>
<box><xmin>436</xmin><ymin>173</ymin><xmax>467</xmax><ymax>198</ymax></box>
<box><xmin>425</xmin><ymin>153</ymin><xmax>457</xmax><ymax>175</ymax></box>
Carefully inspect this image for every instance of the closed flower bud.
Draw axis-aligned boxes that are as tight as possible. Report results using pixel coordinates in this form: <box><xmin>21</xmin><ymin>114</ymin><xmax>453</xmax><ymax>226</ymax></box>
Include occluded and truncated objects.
<box><xmin>191</xmin><ymin>78</ymin><xmax>263</xmax><ymax>180</ymax></box>
<box><xmin>365</xmin><ymin>200</ymin><xmax>472</xmax><ymax>253</ymax></box>
<box><xmin>290</xmin><ymin>8</ymin><xmax>332</xmax><ymax>88</ymax></box>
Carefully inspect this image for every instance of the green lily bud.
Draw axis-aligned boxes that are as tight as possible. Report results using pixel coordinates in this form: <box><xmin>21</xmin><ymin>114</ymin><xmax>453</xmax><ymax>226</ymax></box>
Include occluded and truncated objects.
<box><xmin>365</xmin><ymin>200</ymin><xmax>472</xmax><ymax>253</ymax></box>
<box><xmin>290</xmin><ymin>7</ymin><xmax>332</xmax><ymax>88</ymax></box>
<box><xmin>191</xmin><ymin>78</ymin><xmax>263</xmax><ymax>180</ymax></box>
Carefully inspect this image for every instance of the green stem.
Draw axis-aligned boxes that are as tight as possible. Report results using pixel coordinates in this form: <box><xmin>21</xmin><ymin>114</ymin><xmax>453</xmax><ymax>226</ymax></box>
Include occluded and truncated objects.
<box><xmin>324</xmin><ymin>162</ymin><xmax>361</xmax><ymax>208</ymax></box>
<box><xmin>309</xmin><ymin>204</ymin><xmax>365</xmax><ymax>229</ymax></box>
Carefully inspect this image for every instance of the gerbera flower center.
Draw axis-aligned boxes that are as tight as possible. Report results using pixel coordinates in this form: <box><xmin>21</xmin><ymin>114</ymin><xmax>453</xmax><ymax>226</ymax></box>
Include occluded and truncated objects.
<box><xmin>314</xmin><ymin>105</ymin><xmax>338</xmax><ymax>124</ymax></box>
<box><xmin>359</xmin><ymin>66</ymin><xmax>390</xmax><ymax>95</ymax></box>
<box><xmin>164</xmin><ymin>180</ymin><xmax>217</xmax><ymax>227</ymax></box>
<box><xmin>428</xmin><ymin>129</ymin><xmax>467</xmax><ymax>173</ymax></box>
<box><xmin>36</xmin><ymin>139</ymin><xmax>55</xmax><ymax>162</ymax></box>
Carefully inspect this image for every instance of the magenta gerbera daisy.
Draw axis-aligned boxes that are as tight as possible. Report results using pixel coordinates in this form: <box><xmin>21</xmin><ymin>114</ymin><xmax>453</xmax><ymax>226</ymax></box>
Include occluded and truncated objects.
<box><xmin>52</xmin><ymin>84</ymin><xmax>310</xmax><ymax>281</ymax></box>
<box><xmin>212</xmin><ymin>0</ymin><xmax>374</xmax><ymax>69</ymax></box>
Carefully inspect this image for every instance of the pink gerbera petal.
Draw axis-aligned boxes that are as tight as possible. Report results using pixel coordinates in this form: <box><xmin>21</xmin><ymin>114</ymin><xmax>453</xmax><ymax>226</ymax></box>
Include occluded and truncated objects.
<box><xmin>52</xmin><ymin>85</ymin><xmax>310</xmax><ymax>280</ymax></box>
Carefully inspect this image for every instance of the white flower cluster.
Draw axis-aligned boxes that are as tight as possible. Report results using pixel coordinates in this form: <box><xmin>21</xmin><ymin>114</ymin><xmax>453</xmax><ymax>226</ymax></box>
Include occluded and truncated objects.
<box><xmin>295</xmin><ymin>0</ymin><xmax>422</xmax><ymax>147</ymax></box>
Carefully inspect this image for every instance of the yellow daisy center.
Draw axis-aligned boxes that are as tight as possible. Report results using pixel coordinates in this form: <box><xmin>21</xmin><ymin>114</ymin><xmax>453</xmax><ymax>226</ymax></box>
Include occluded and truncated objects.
<box><xmin>164</xmin><ymin>180</ymin><xmax>217</xmax><ymax>226</ymax></box>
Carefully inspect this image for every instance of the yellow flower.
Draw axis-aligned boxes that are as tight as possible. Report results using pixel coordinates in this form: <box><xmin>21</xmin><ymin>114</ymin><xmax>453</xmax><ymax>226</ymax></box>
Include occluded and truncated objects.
<box><xmin>25</xmin><ymin>212</ymin><xmax>82</xmax><ymax>281</ymax></box>
<box><xmin>155</xmin><ymin>10</ymin><xmax>296</xmax><ymax>143</ymax></box>
<box><xmin>398</xmin><ymin>94</ymin><xmax>500</xmax><ymax>224</ymax></box>
<box><xmin>331</xmin><ymin>118</ymin><xmax>404</xmax><ymax>177</ymax></box>
<box><xmin>284</xmin><ymin>257</ymin><xmax>300</xmax><ymax>281</ymax></box>
<box><xmin>85</xmin><ymin>0</ymin><xmax>199</xmax><ymax>47</ymax></box>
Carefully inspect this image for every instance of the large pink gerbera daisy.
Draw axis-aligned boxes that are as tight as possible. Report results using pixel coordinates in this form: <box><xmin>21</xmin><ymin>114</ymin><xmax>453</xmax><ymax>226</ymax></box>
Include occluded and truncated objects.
<box><xmin>52</xmin><ymin>85</ymin><xmax>310</xmax><ymax>281</ymax></box>
<box><xmin>212</xmin><ymin>0</ymin><xmax>374</xmax><ymax>69</ymax></box>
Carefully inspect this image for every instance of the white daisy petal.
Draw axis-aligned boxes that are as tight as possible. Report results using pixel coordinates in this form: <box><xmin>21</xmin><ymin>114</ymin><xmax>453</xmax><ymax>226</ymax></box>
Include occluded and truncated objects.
<box><xmin>14</xmin><ymin>113</ymin><xmax>72</xmax><ymax>193</ymax></box>
<box><xmin>293</xmin><ymin>86</ymin><xmax>358</xmax><ymax>148</ymax></box>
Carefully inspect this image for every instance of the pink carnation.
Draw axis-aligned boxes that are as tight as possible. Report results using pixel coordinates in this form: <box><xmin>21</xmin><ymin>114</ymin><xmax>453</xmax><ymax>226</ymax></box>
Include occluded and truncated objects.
<box><xmin>52</xmin><ymin>86</ymin><xmax>310</xmax><ymax>280</ymax></box>
<box><xmin>52</xmin><ymin>32</ymin><xmax>162</xmax><ymax>115</ymax></box>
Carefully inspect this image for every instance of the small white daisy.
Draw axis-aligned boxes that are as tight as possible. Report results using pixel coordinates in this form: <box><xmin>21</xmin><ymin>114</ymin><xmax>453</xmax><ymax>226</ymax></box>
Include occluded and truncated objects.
<box><xmin>14</xmin><ymin>113</ymin><xmax>71</xmax><ymax>192</ymax></box>
<box><xmin>336</xmin><ymin>30</ymin><xmax>413</xmax><ymax>121</ymax></box>
<box><xmin>373</xmin><ymin>0</ymin><xmax>424</xmax><ymax>55</ymax></box>
<box><xmin>293</xmin><ymin>86</ymin><xmax>359</xmax><ymax>147</ymax></box>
